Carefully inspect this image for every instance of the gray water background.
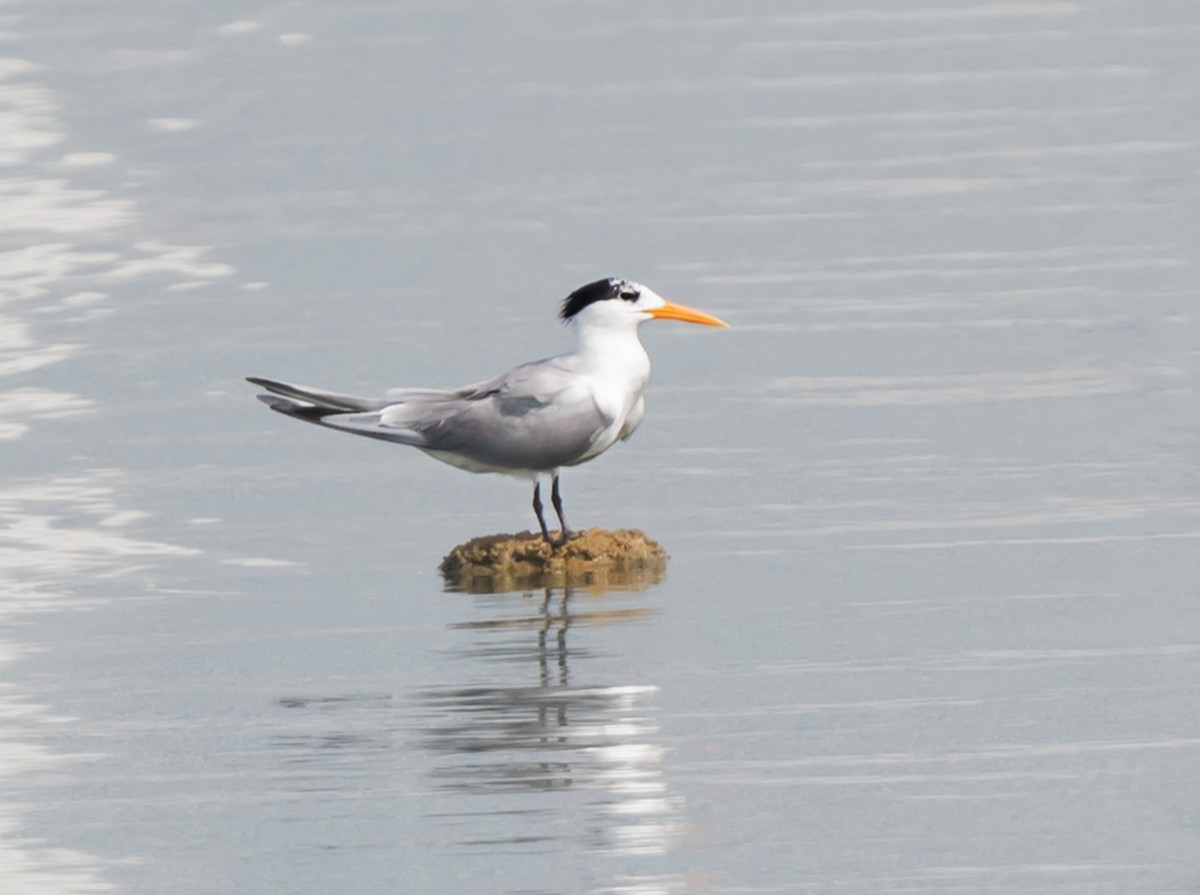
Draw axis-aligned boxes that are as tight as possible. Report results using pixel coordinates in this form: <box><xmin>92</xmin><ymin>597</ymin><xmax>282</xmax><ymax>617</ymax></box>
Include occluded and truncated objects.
<box><xmin>2</xmin><ymin>1</ymin><xmax>1199</xmax><ymax>893</ymax></box>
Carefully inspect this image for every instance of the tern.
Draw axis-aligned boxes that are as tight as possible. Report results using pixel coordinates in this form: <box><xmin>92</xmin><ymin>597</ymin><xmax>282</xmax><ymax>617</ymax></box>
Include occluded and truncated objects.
<box><xmin>248</xmin><ymin>277</ymin><xmax>728</xmax><ymax>545</ymax></box>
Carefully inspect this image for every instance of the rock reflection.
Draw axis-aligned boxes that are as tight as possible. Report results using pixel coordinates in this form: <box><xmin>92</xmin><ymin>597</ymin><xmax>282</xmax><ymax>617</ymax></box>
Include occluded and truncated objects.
<box><xmin>421</xmin><ymin>583</ymin><xmax>680</xmax><ymax>863</ymax></box>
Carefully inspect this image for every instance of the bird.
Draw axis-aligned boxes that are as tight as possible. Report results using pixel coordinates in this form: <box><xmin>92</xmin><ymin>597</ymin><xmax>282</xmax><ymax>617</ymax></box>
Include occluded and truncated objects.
<box><xmin>248</xmin><ymin>277</ymin><xmax>728</xmax><ymax>546</ymax></box>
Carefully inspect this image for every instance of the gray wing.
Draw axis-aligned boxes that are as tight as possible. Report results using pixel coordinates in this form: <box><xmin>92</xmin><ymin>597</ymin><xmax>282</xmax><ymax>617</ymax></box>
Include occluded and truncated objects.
<box><xmin>249</xmin><ymin>362</ymin><xmax>611</xmax><ymax>472</ymax></box>
<box><xmin>379</xmin><ymin>358</ymin><xmax>611</xmax><ymax>471</ymax></box>
<box><xmin>248</xmin><ymin>376</ymin><xmax>430</xmax><ymax>446</ymax></box>
<box><xmin>247</xmin><ymin>377</ymin><xmax>395</xmax><ymax>412</ymax></box>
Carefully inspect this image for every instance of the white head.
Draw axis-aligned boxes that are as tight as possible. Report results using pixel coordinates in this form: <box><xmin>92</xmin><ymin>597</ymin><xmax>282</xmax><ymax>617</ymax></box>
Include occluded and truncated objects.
<box><xmin>559</xmin><ymin>278</ymin><xmax>728</xmax><ymax>330</ymax></box>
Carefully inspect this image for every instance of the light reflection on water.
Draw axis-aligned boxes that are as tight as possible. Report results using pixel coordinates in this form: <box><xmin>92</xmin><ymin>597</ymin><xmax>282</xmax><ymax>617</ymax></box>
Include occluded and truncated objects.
<box><xmin>425</xmin><ymin>588</ymin><xmax>675</xmax><ymax>849</ymax></box>
<box><xmin>270</xmin><ymin>583</ymin><xmax>681</xmax><ymax>891</ymax></box>
<box><xmin>424</xmin><ymin>611</ymin><xmax>681</xmax><ymax>893</ymax></box>
<box><xmin>1</xmin><ymin>26</ymin><xmax>234</xmax><ymax>890</ymax></box>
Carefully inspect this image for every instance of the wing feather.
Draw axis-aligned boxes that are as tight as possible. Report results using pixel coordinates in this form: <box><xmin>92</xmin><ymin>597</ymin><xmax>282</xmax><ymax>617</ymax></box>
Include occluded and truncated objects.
<box><xmin>246</xmin><ymin>377</ymin><xmax>391</xmax><ymax>412</ymax></box>
<box><xmin>250</xmin><ymin>357</ymin><xmax>621</xmax><ymax>473</ymax></box>
<box><xmin>379</xmin><ymin>359</ymin><xmax>608</xmax><ymax>471</ymax></box>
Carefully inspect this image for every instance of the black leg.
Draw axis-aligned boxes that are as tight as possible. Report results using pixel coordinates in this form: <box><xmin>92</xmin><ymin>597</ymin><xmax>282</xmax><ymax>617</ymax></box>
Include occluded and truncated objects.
<box><xmin>532</xmin><ymin>482</ymin><xmax>552</xmax><ymax>543</ymax></box>
<box><xmin>550</xmin><ymin>474</ymin><xmax>573</xmax><ymax>544</ymax></box>
<box><xmin>549</xmin><ymin>475</ymin><xmax>576</xmax><ymax>544</ymax></box>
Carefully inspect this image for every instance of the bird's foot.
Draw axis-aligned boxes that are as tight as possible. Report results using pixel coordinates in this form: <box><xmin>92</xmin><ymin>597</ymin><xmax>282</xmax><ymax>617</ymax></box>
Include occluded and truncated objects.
<box><xmin>544</xmin><ymin>529</ymin><xmax>582</xmax><ymax>549</ymax></box>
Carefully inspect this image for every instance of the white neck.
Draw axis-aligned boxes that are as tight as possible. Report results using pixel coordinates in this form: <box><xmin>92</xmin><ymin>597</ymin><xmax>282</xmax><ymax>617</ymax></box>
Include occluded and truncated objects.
<box><xmin>571</xmin><ymin>319</ymin><xmax>650</xmax><ymax>379</ymax></box>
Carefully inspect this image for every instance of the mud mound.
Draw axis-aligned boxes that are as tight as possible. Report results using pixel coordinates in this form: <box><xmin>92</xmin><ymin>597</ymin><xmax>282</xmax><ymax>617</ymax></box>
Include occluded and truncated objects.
<box><xmin>440</xmin><ymin>528</ymin><xmax>668</xmax><ymax>593</ymax></box>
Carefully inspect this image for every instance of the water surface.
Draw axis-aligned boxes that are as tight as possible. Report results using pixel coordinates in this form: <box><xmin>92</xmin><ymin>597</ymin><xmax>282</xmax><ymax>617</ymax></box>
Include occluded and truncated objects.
<box><xmin>2</xmin><ymin>1</ymin><xmax>1198</xmax><ymax>892</ymax></box>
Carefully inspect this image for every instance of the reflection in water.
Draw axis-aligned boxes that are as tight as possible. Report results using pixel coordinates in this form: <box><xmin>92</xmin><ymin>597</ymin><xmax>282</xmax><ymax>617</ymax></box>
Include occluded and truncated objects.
<box><xmin>268</xmin><ymin>693</ymin><xmax>401</xmax><ymax>802</ymax></box>
<box><xmin>422</xmin><ymin>586</ymin><xmax>680</xmax><ymax>869</ymax></box>
<box><xmin>269</xmin><ymin>583</ymin><xmax>681</xmax><ymax>891</ymax></box>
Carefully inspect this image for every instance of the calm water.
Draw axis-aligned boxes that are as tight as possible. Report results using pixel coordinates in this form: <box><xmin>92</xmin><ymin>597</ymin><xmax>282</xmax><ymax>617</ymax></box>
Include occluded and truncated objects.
<box><xmin>3</xmin><ymin>1</ymin><xmax>1199</xmax><ymax>892</ymax></box>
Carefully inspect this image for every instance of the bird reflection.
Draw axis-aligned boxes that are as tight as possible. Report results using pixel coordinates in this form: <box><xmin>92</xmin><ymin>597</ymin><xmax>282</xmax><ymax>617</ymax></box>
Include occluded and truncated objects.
<box><xmin>266</xmin><ymin>568</ymin><xmax>681</xmax><ymax>884</ymax></box>
<box><xmin>420</xmin><ymin>582</ymin><xmax>680</xmax><ymax>860</ymax></box>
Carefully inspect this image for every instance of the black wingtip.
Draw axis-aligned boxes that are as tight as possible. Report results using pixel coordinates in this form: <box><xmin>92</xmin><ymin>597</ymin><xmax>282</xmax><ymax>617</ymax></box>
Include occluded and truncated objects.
<box><xmin>255</xmin><ymin>393</ymin><xmax>335</xmax><ymax>423</ymax></box>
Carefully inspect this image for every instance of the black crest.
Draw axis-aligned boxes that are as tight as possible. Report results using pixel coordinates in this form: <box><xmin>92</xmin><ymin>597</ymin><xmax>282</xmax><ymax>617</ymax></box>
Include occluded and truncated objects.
<box><xmin>559</xmin><ymin>278</ymin><xmax>640</xmax><ymax>322</ymax></box>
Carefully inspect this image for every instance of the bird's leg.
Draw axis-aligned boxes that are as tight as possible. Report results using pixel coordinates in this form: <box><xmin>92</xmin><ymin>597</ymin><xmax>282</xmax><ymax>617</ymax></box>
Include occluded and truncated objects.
<box><xmin>532</xmin><ymin>482</ymin><xmax>553</xmax><ymax>543</ymax></box>
<box><xmin>550</xmin><ymin>474</ymin><xmax>575</xmax><ymax>545</ymax></box>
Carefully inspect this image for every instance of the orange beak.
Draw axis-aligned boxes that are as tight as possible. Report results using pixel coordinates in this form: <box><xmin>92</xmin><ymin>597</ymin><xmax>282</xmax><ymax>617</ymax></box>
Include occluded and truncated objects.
<box><xmin>647</xmin><ymin>300</ymin><xmax>730</xmax><ymax>328</ymax></box>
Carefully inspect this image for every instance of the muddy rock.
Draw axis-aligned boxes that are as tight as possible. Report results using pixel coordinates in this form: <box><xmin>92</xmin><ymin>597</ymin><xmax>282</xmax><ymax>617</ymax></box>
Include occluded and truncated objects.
<box><xmin>440</xmin><ymin>528</ymin><xmax>668</xmax><ymax>593</ymax></box>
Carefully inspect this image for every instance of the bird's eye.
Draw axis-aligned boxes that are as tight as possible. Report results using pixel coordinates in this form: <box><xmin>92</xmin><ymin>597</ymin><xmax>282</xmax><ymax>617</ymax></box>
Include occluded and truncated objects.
<box><xmin>619</xmin><ymin>288</ymin><xmax>640</xmax><ymax>302</ymax></box>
